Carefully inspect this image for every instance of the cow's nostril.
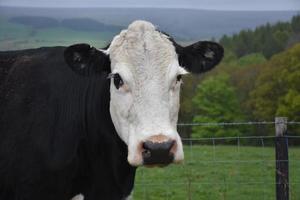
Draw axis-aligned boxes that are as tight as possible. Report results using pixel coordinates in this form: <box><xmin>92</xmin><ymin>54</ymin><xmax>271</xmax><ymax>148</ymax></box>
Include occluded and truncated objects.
<box><xmin>142</xmin><ymin>149</ymin><xmax>151</xmax><ymax>159</ymax></box>
<box><xmin>142</xmin><ymin>139</ymin><xmax>175</xmax><ymax>165</ymax></box>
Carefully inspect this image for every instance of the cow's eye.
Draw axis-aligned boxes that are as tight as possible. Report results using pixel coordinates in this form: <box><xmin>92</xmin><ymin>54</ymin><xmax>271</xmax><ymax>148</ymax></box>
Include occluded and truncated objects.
<box><xmin>113</xmin><ymin>73</ymin><xmax>124</xmax><ymax>89</ymax></box>
<box><xmin>176</xmin><ymin>75</ymin><xmax>182</xmax><ymax>83</ymax></box>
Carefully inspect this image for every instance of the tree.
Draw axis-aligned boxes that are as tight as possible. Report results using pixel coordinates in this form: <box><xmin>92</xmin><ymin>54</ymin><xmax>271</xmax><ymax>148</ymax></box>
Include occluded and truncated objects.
<box><xmin>291</xmin><ymin>15</ymin><xmax>300</xmax><ymax>33</ymax></box>
<box><xmin>191</xmin><ymin>73</ymin><xmax>246</xmax><ymax>138</ymax></box>
<box><xmin>248</xmin><ymin>43</ymin><xmax>300</xmax><ymax>135</ymax></box>
<box><xmin>178</xmin><ymin>74</ymin><xmax>202</xmax><ymax>138</ymax></box>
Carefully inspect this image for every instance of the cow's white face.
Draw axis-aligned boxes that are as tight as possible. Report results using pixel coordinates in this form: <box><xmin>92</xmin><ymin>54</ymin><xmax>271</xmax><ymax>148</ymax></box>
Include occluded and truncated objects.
<box><xmin>64</xmin><ymin>20</ymin><xmax>224</xmax><ymax>167</ymax></box>
<box><xmin>108</xmin><ymin>21</ymin><xmax>186</xmax><ymax>166</ymax></box>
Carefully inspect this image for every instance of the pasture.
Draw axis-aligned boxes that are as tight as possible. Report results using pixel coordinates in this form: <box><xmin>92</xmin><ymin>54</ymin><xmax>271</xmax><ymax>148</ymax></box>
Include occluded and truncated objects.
<box><xmin>134</xmin><ymin>144</ymin><xmax>300</xmax><ymax>200</ymax></box>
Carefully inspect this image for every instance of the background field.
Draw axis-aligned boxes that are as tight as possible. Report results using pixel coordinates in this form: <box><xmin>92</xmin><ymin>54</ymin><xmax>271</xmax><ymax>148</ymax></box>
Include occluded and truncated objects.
<box><xmin>0</xmin><ymin>16</ymin><xmax>112</xmax><ymax>50</ymax></box>
<box><xmin>134</xmin><ymin>143</ymin><xmax>300</xmax><ymax>200</ymax></box>
<box><xmin>0</xmin><ymin>6</ymin><xmax>298</xmax><ymax>50</ymax></box>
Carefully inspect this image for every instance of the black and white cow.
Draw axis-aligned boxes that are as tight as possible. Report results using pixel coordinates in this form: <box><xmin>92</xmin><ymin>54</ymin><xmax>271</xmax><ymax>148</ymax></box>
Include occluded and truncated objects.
<box><xmin>0</xmin><ymin>20</ymin><xmax>223</xmax><ymax>200</ymax></box>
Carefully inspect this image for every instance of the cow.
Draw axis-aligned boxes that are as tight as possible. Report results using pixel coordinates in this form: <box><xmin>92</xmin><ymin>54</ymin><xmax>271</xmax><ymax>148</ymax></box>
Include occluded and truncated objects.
<box><xmin>0</xmin><ymin>20</ymin><xmax>223</xmax><ymax>200</ymax></box>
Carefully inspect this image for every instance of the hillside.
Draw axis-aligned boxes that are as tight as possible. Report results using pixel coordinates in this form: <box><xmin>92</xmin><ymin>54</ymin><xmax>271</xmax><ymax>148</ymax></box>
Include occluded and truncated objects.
<box><xmin>9</xmin><ymin>16</ymin><xmax>124</xmax><ymax>32</ymax></box>
<box><xmin>0</xmin><ymin>6</ymin><xmax>298</xmax><ymax>41</ymax></box>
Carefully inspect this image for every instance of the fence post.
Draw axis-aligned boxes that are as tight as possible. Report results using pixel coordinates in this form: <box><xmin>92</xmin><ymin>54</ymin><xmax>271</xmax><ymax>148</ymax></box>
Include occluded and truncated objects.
<box><xmin>275</xmin><ymin>117</ymin><xmax>289</xmax><ymax>200</ymax></box>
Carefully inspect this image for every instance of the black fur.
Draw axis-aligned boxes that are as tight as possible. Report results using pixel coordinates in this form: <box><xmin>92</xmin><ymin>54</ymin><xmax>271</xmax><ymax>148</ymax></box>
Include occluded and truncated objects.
<box><xmin>0</xmin><ymin>47</ymin><xmax>135</xmax><ymax>200</ymax></box>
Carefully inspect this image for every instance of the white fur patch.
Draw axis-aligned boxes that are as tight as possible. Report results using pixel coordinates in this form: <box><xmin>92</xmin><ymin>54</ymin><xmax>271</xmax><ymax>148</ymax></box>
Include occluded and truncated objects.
<box><xmin>71</xmin><ymin>194</ymin><xmax>84</xmax><ymax>200</ymax></box>
<box><xmin>98</xmin><ymin>48</ymin><xmax>109</xmax><ymax>55</ymax></box>
<box><xmin>125</xmin><ymin>191</ymin><xmax>133</xmax><ymax>200</ymax></box>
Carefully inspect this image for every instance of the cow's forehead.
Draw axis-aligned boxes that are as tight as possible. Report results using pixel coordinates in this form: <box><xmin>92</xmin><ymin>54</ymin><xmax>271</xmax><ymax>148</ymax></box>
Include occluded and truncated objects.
<box><xmin>108</xmin><ymin>20</ymin><xmax>178</xmax><ymax>74</ymax></box>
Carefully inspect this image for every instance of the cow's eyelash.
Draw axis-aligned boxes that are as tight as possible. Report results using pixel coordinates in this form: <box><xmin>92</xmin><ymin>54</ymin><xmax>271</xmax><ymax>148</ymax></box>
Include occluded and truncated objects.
<box><xmin>107</xmin><ymin>73</ymin><xmax>115</xmax><ymax>79</ymax></box>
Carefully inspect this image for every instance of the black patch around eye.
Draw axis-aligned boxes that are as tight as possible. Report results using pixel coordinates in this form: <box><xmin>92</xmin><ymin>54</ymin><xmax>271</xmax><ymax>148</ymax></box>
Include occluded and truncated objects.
<box><xmin>113</xmin><ymin>73</ymin><xmax>124</xmax><ymax>89</ymax></box>
<box><xmin>176</xmin><ymin>75</ymin><xmax>182</xmax><ymax>82</ymax></box>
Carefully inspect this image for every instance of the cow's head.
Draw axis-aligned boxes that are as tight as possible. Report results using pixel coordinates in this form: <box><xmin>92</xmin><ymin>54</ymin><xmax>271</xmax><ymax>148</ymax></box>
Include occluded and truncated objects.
<box><xmin>64</xmin><ymin>20</ymin><xmax>223</xmax><ymax>167</ymax></box>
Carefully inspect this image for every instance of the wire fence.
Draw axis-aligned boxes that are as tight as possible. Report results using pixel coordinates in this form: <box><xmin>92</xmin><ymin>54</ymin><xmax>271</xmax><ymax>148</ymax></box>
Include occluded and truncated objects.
<box><xmin>177</xmin><ymin>121</ymin><xmax>300</xmax><ymax>126</ymax></box>
<box><xmin>133</xmin><ymin>119</ymin><xmax>300</xmax><ymax>200</ymax></box>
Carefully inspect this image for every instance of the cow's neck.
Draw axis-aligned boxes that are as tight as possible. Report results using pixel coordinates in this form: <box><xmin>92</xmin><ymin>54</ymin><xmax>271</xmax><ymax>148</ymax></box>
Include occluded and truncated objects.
<box><xmin>79</xmin><ymin>74</ymin><xmax>136</xmax><ymax>198</ymax></box>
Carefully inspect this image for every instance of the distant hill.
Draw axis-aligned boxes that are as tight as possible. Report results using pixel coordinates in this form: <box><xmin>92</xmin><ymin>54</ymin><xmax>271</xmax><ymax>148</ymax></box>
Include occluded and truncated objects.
<box><xmin>0</xmin><ymin>6</ymin><xmax>298</xmax><ymax>41</ymax></box>
<box><xmin>9</xmin><ymin>16</ymin><xmax>123</xmax><ymax>32</ymax></box>
<box><xmin>9</xmin><ymin>16</ymin><xmax>59</xmax><ymax>28</ymax></box>
<box><xmin>61</xmin><ymin>18</ymin><xmax>123</xmax><ymax>32</ymax></box>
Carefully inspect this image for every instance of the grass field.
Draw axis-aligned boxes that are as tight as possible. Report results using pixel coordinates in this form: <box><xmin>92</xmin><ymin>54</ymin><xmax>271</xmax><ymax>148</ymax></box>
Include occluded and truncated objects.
<box><xmin>134</xmin><ymin>144</ymin><xmax>300</xmax><ymax>200</ymax></box>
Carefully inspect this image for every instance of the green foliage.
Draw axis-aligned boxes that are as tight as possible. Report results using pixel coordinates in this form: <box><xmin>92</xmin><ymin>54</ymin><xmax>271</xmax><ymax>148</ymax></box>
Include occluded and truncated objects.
<box><xmin>191</xmin><ymin>74</ymin><xmax>246</xmax><ymax>138</ymax></box>
<box><xmin>291</xmin><ymin>15</ymin><xmax>300</xmax><ymax>33</ymax></box>
<box><xmin>236</xmin><ymin>53</ymin><xmax>266</xmax><ymax>67</ymax></box>
<box><xmin>220</xmin><ymin>15</ymin><xmax>300</xmax><ymax>59</ymax></box>
<box><xmin>277</xmin><ymin>89</ymin><xmax>300</xmax><ymax>119</ymax></box>
<box><xmin>248</xmin><ymin>44</ymin><xmax>300</xmax><ymax>134</ymax></box>
<box><xmin>225</xmin><ymin>53</ymin><xmax>266</xmax><ymax>68</ymax></box>
<box><xmin>228</xmin><ymin>55</ymin><xmax>265</xmax><ymax>119</ymax></box>
<box><xmin>220</xmin><ymin>49</ymin><xmax>239</xmax><ymax>64</ymax></box>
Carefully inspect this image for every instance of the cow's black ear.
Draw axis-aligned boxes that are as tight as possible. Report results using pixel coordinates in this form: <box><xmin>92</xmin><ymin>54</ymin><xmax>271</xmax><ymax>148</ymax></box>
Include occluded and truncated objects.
<box><xmin>64</xmin><ymin>43</ymin><xmax>110</xmax><ymax>76</ymax></box>
<box><xmin>175</xmin><ymin>41</ymin><xmax>224</xmax><ymax>74</ymax></box>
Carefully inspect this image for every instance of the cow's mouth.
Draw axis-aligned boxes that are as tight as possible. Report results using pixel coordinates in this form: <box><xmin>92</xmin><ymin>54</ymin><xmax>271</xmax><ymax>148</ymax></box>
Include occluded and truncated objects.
<box><xmin>144</xmin><ymin>163</ymin><xmax>170</xmax><ymax>168</ymax></box>
<box><xmin>143</xmin><ymin>156</ymin><xmax>174</xmax><ymax>166</ymax></box>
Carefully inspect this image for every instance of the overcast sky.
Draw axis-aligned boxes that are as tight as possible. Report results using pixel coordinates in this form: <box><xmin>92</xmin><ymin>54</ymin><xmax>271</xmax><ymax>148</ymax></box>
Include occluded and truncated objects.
<box><xmin>0</xmin><ymin>0</ymin><xmax>299</xmax><ymax>11</ymax></box>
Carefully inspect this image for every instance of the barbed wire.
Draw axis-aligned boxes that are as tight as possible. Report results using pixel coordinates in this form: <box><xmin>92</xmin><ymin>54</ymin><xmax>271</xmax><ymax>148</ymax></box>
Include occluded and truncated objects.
<box><xmin>181</xmin><ymin>135</ymin><xmax>273</xmax><ymax>140</ymax></box>
<box><xmin>180</xmin><ymin>135</ymin><xmax>300</xmax><ymax>140</ymax></box>
<box><xmin>183</xmin><ymin>159</ymin><xmax>297</xmax><ymax>163</ymax></box>
<box><xmin>135</xmin><ymin>181</ymin><xmax>300</xmax><ymax>186</ymax></box>
<box><xmin>177</xmin><ymin>121</ymin><xmax>300</xmax><ymax>126</ymax></box>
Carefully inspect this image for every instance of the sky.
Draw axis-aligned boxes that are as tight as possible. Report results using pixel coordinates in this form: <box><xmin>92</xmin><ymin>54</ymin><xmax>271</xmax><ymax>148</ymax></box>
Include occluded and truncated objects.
<box><xmin>0</xmin><ymin>0</ymin><xmax>299</xmax><ymax>11</ymax></box>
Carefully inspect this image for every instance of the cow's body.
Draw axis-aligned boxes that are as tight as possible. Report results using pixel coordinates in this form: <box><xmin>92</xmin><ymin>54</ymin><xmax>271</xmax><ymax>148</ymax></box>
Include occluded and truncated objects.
<box><xmin>0</xmin><ymin>47</ymin><xmax>135</xmax><ymax>200</ymax></box>
<box><xmin>0</xmin><ymin>20</ymin><xmax>223</xmax><ymax>200</ymax></box>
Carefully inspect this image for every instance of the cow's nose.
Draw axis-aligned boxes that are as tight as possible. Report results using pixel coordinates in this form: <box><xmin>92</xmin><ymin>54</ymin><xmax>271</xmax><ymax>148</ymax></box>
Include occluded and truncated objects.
<box><xmin>142</xmin><ymin>139</ymin><xmax>175</xmax><ymax>165</ymax></box>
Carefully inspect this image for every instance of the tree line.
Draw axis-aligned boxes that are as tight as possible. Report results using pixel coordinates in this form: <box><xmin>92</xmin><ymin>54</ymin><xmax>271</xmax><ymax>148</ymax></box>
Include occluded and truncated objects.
<box><xmin>179</xmin><ymin>15</ymin><xmax>300</xmax><ymax>141</ymax></box>
<box><xmin>219</xmin><ymin>15</ymin><xmax>300</xmax><ymax>59</ymax></box>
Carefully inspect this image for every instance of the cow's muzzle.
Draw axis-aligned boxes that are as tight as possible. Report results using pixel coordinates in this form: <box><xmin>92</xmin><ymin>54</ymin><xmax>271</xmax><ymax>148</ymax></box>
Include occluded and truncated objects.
<box><xmin>142</xmin><ymin>135</ymin><xmax>175</xmax><ymax>166</ymax></box>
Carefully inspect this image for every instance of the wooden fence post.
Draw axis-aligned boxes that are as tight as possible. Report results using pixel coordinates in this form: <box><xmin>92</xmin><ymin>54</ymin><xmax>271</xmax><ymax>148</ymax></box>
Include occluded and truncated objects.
<box><xmin>275</xmin><ymin>117</ymin><xmax>289</xmax><ymax>200</ymax></box>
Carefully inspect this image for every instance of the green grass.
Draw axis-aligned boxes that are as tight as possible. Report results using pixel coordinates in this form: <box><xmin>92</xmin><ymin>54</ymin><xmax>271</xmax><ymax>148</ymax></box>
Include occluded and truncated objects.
<box><xmin>134</xmin><ymin>145</ymin><xmax>300</xmax><ymax>200</ymax></box>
